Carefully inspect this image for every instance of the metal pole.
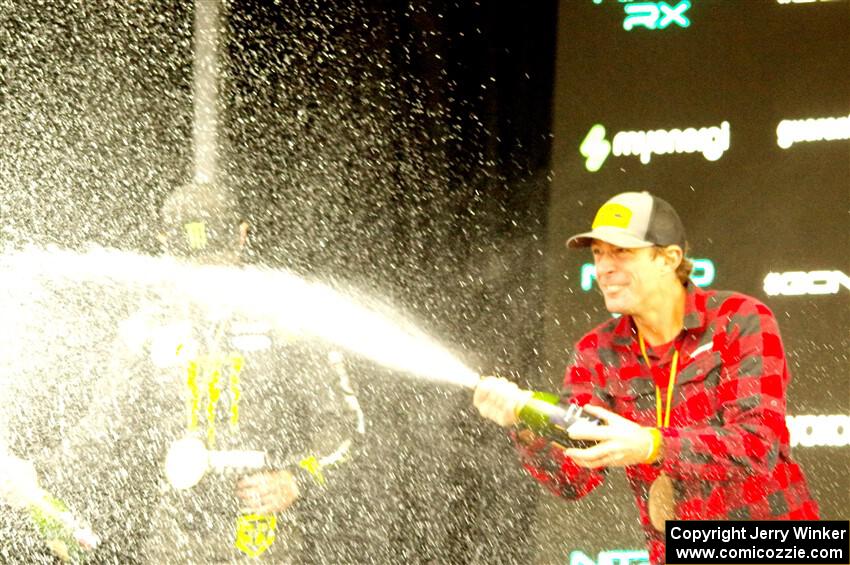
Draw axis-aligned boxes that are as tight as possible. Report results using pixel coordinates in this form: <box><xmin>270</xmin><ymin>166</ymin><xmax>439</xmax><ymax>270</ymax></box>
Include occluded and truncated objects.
<box><xmin>193</xmin><ymin>0</ymin><xmax>220</xmax><ymax>184</ymax></box>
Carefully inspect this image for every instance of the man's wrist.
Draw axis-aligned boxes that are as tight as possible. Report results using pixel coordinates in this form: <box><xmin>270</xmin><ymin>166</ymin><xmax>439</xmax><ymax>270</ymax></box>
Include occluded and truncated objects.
<box><xmin>287</xmin><ymin>466</ymin><xmax>311</xmax><ymax>500</ymax></box>
<box><xmin>512</xmin><ymin>390</ymin><xmax>534</xmax><ymax>424</ymax></box>
<box><xmin>644</xmin><ymin>427</ymin><xmax>662</xmax><ymax>464</ymax></box>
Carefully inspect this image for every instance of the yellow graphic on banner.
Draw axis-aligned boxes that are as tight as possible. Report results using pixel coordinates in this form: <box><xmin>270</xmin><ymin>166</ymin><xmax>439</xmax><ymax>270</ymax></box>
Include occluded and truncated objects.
<box><xmin>184</xmin><ymin>221</ymin><xmax>208</xmax><ymax>250</ymax></box>
<box><xmin>299</xmin><ymin>455</ymin><xmax>325</xmax><ymax>486</ymax></box>
<box><xmin>184</xmin><ymin>352</ymin><xmax>244</xmax><ymax>448</ymax></box>
<box><xmin>234</xmin><ymin>513</ymin><xmax>277</xmax><ymax>557</ymax></box>
<box><xmin>592</xmin><ymin>203</ymin><xmax>632</xmax><ymax>230</ymax></box>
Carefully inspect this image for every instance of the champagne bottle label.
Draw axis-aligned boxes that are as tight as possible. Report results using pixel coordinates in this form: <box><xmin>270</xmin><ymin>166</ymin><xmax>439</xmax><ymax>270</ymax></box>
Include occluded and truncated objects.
<box><xmin>29</xmin><ymin>493</ymin><xmax>89</xmax><ymax>563</ymax></box>
<box><xmin>516</xmin><ymin>392</ymin><xmax>600</xmax><ymax>448</ymax></box>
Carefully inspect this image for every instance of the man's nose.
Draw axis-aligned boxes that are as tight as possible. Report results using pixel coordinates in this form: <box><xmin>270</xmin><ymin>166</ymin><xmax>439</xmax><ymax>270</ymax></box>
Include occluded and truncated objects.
<box><xmin>594</xmin><ymin>254</ymin><xmax>615</xmax><ymax>275</ymax></box>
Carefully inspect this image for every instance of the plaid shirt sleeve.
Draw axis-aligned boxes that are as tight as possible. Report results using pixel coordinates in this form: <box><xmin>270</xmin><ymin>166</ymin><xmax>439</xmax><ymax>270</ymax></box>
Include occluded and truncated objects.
<box><xmin>511</xmin><ymin>335</ymin><xmax>613</xmax><ymax>500</ymax></box>
<box><xmin>660</xmin><ymin>296</ymin><xmax>790</xmax><ymax>481</ymax></box>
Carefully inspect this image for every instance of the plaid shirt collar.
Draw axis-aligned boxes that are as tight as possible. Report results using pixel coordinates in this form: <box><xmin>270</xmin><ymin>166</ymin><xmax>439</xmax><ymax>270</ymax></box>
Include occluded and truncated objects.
<box><xmin>610</xmin><ymin>281</ymin><xmax>707</xmax><ymax>353</ymax></box>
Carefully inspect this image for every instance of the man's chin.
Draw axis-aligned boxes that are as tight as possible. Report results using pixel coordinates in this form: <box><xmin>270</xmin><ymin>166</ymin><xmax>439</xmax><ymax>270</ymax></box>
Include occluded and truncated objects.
<box><xmin>603</xmin><ymin>300</ymin><xmax>629</xmax><ymax>316</ymax></box>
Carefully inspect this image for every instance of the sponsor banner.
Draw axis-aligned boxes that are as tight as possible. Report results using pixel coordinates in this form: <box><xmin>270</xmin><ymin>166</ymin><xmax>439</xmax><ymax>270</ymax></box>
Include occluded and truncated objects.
<box><xmin>623</xmin><ymin>1</ymin><xmax>692</xmax><ymax>31</ymax></box>
<box><xmin>763</xmin><ymin>270</ymin><xmax>850</xmax><ymax>296</ymax></box>
<box><xmin>580</xmin><ymin>122</ymin><xmax>730</xmax><ymax>171</ymax></box>
<box><xmin>776</xmin><ymin>114</ymin><xmax>850</xmax><ymax>149</ymax></box>
<box><xmin>787</xmin><ymin>415</ymin><xmax>850</xmax><ymax>447</ymax></box>
<box><xmin>777</xmin><ymin>0</ymin><xmax>846</xmax><ymax>4</ymax></box>
<box><xmin>591</xmin><ymin>0</ymin><xmax>692</xmax><ymax>31</ymax></box>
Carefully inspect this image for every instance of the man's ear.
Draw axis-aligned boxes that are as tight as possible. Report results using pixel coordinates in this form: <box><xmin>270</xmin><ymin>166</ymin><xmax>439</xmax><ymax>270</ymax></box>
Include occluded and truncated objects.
<box><xmin>239</xmin><ymin>221</ymin><xmax>250</xmax><ymax>248</ymax></box>
<box><xmin>665</xmin><ymin>245</ymin><xmax>684</xmax><ymax>273</ymax></box>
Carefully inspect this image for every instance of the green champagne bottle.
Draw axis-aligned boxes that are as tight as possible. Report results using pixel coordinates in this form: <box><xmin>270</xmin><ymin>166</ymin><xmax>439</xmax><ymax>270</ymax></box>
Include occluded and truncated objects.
<box><xmin>28</xmin><ymin>491</ymin><xmax>95</xmax><ymax>564</ymax></box>
<box><xmin>515</xmin><ymin>392</ymin><xmax>600</xmax><ymax>448</ymax></box>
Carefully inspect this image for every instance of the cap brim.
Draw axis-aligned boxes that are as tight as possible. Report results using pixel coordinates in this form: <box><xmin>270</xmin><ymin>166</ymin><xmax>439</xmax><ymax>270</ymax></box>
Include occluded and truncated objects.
<box><xmin>566</xmin><ymin>227</ymin><xmax>655</xmax><ymax>249</ymax></box>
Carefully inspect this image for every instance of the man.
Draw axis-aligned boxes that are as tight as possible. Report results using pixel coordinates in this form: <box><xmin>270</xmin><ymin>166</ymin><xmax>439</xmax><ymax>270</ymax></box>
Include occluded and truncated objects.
<box><xmin>68</xmin><ymin>182</ymin><xmax>364</xmax><ymax>563</ymax></box>
<box><xmin>474</xmin><ymin>191</ymin><xmax>818</xmax><ymax>564</ymax></box>
<box><xmin>0</xmin><ymin>440</ymin><xmax>99</xmax><ymax>563</ymax></box>
<box><xmin>0</xmin><ymin>255</ymin><xmax>128</xmax><ymax>563</ymax></box>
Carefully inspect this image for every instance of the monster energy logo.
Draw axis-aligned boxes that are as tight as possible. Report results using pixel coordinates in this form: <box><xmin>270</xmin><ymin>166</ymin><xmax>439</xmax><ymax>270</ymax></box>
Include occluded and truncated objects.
<box><xmin>184</xmin><ymin>221</ymin><xmax>208</xmax><ymax>250</ymax></box>
<box><xmin>185</xmin><ymin>352</ymin><xmax>244</xmax><ymax>448</ymax></box>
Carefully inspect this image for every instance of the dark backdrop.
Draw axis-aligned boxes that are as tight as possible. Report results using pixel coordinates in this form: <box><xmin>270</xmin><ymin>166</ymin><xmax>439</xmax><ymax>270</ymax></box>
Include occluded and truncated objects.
<box><xmin>1</xmin><ymin>1</ymin><xmax>556</xmax><ymax>563</ymax></box>
<box><xmin>541</xmin><ymin>1</ymin><xmax>849</xmax><ymax>562</ymax></box>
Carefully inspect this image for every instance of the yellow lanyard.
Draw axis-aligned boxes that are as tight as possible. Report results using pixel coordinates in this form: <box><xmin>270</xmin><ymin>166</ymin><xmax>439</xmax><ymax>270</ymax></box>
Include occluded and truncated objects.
<box><xmin>638</xmin><ymin>333</ymin><xmax>679</xmax><ymax>428</ymax></box>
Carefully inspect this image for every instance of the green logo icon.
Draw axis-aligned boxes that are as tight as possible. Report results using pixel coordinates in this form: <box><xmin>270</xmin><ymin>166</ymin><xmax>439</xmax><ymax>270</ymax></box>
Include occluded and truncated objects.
<box><xmin>580</xmin><ymin>124</ymin><xmax>611</xmax><ymax>172</ymax></box>
<box><xmin>581</xmin><ymin>258</ymin><xmax>715</xmax><ymax>291</ymax></box>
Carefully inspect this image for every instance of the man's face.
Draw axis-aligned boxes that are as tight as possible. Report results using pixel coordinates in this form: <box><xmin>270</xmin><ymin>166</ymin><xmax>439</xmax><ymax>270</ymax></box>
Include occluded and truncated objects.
<box><xmin>591</xmin><ymin>240</ymin><xmax>666</xmax><ymax>315</ymax></box>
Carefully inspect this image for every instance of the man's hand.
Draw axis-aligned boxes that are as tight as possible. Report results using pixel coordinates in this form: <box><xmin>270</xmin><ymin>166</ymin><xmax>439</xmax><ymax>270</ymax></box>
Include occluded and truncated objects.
<box><xmin>473</xmin><ymin>376</ymin><xmax>533</xmax><ymax>427</ymax></box>
<box><xmin>0</xmin><ymin>457</ymin><xmax>99</xmax><ymax>550</ymax></box>
<box><xmin>0</xmin><ymin>455</ymin><xmax>39</xmax><ymax>508</ymax></box>
<box><xmin>236</xmin><ymin>470</ymin><xmax>299</xmax><ymax>514</ymax></box>
<box><xmin>563</xmin><ymin>405</ymin><xmax>656</xmax><ymax>468</ymax></box>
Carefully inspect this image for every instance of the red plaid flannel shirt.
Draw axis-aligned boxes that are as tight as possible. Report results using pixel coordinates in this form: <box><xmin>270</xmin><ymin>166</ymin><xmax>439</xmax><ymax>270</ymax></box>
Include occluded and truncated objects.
<box><xmin>514</xmin><ymin>283</ymin><xmax>819</xmax><ymax>564</ymax></box>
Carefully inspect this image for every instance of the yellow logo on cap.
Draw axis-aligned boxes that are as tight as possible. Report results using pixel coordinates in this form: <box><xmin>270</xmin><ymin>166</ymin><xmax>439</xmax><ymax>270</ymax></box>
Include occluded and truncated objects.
<box><xmin>184</xmin><ymin>222</ymin><xmax>208</xmax><ymax>250</ymax></box>
<box><xmin>592</xmin><ymin>203</ymin><xmax>632</xmax><ymax>230</ymax></box>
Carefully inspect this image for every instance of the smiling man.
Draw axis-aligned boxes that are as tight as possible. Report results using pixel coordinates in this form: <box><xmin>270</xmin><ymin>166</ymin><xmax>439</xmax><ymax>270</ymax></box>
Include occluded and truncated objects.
<box><xmin>474</xmin><ymin>191</ymin><xmax>818</xmax><ymax>564</ymax></box>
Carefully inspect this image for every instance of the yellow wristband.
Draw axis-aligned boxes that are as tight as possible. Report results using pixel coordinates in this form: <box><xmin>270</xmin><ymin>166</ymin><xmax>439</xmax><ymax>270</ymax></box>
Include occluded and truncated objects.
<box><xmin>644</xmin><ymin>428</ymin><xmax>662</xmax><ymax>464</ymax></box>
<box><xmin>513</xmin><ymin>390</ymin><xmax>534</xmax><ymax>419</ymax></box>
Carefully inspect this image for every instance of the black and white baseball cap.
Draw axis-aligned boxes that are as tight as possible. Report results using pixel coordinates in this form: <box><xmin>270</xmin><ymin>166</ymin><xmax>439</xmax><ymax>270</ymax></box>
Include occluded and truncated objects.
<box><xmin>160</xmin><ymin>182</ymin><xmax>243</xmax><ymax>256</ymax></box>
<box><xmin>567</xmin><ymin>192</ymin><xmax>686</xmax><ymax>249</ymax></box>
